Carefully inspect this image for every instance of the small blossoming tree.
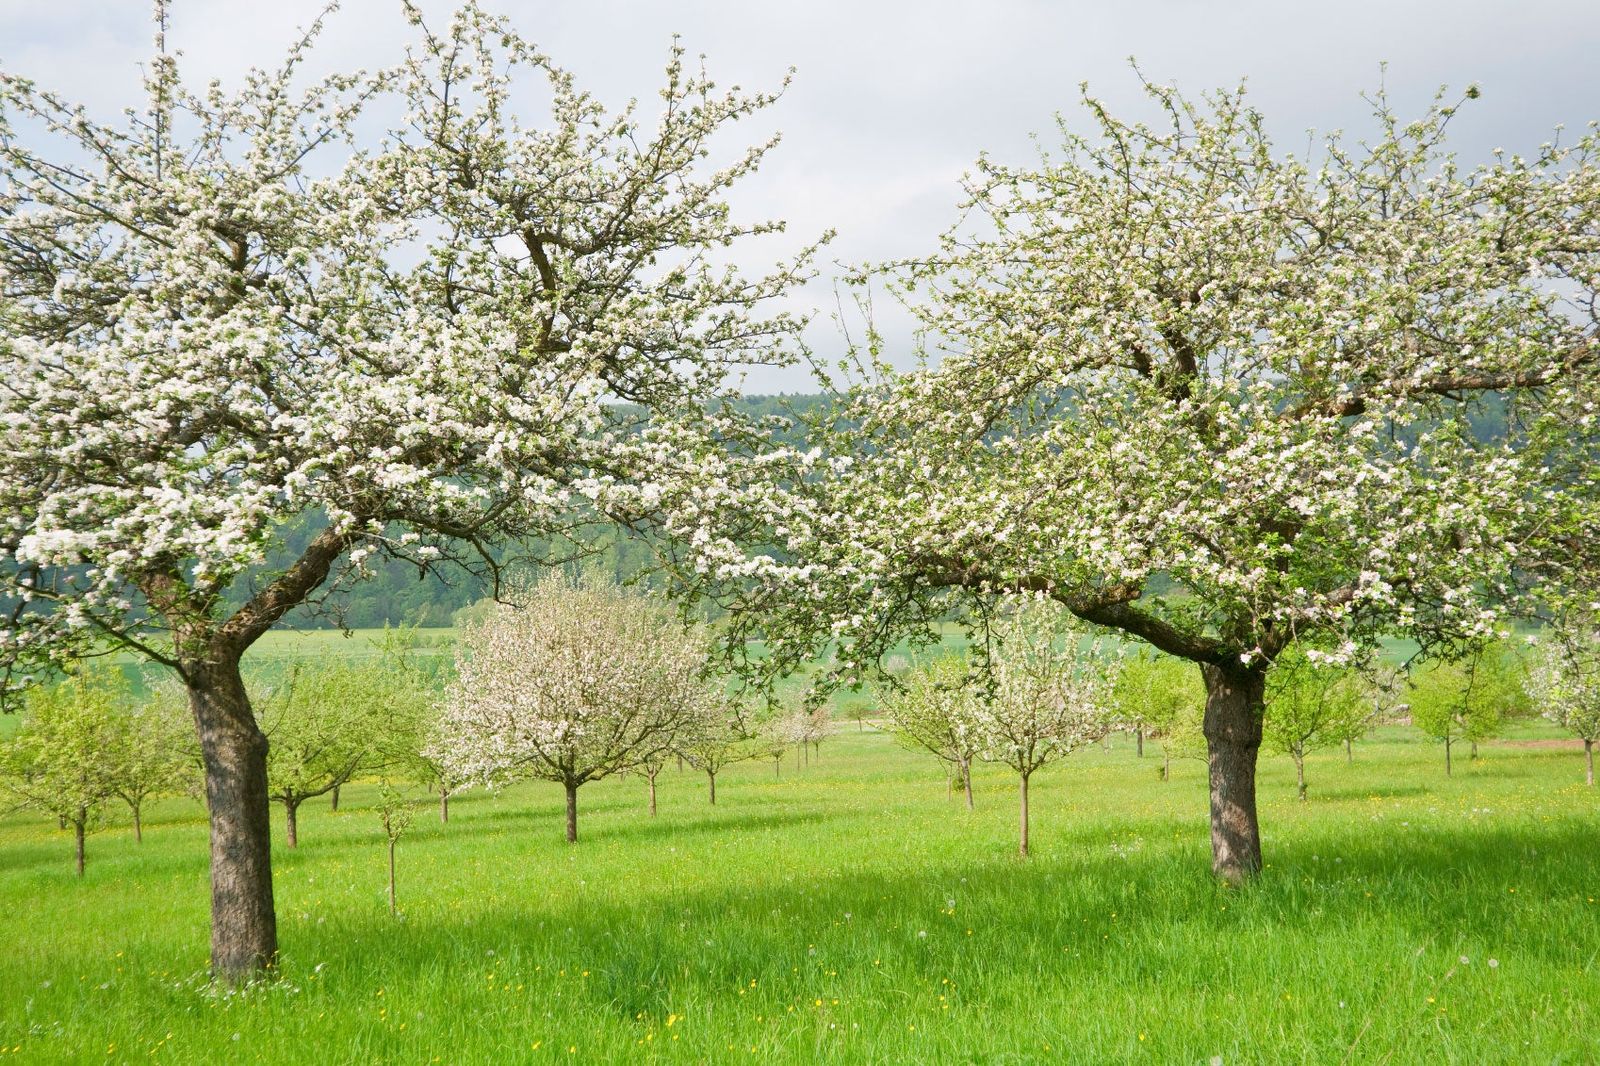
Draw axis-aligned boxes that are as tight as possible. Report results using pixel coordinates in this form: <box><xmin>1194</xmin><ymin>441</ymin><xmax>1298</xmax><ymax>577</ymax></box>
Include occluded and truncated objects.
<box><xmin>677</xmin><ymin>689</ymin><xmax>767</xmax><ymax>806</ymax></box>
<box><xmin>1528</xmin><ymin>607</ymin><xmax>1600</xmax><ymax>785</ymax></box>
<box><xmin>881</xmin><ymin>655</ymin><xmax>985</xmax><ymax>808</ymax></box>
<box><xmin>973</xmin><ymin>601</ymin><xmax>1119</xmax><ymax>857</ymax></box>
<box><xmin>0</xmin><ymin>4</ymin><xmax>814</xmax><ymax>976</ymax></box>
<box><xmin>432</xmin><ymin>575</ymin><xmax>710</xmax><ymax>842</ymax></box>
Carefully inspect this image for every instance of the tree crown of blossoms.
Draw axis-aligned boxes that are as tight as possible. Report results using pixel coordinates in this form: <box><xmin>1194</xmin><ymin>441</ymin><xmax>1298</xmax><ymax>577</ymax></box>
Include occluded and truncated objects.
<box><xmin>654</xmin><ymin>79</ymin><xmax>1600</xmax><ymax>691</ymax></box>
<box><xmin>431</xmin><ymin>574</ymin><xmax>711</xmax><ymax>787</ymax></box>
<box><xmin>0</xmin><ymin>2</ymin><xmax>817</xmax><ymax>692</ymax></box>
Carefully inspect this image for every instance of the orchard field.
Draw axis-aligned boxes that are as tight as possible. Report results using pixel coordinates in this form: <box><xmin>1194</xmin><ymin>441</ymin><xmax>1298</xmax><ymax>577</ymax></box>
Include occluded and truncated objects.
<box><xmin>1</xmin><ymin>671</ymin><xmax>1596</xmax><ymax>1065</ymax></box>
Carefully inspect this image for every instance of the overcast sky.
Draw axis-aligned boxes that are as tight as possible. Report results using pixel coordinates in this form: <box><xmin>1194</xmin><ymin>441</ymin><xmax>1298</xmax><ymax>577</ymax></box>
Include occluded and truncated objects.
<box><xmin>4</xmin><ymin>0</ymin><xmax>1597</xmax><ymax>390</ymax></box>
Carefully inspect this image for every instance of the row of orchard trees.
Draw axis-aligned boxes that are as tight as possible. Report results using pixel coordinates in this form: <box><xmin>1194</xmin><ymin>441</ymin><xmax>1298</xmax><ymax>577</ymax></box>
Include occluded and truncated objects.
<box><xmin>885</xmin><ymin>600</ymin><xmax>1600</xmax><ymax>855</ymax></box>
<box><xmin>1</xmin><ymin>578</ymin><xmax>841</xmax><ymax>872</ymax></box>
<box><xmin>0</xmin><ymin>671</ymin><xmax>190</xmax><ymax>874</ymax></box>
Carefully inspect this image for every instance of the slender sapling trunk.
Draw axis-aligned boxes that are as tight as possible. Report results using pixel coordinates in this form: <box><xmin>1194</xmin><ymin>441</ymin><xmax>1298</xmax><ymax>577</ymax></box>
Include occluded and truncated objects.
<box><xmin>564</xmin><ymin>780</ymin><xmax>579</xmax><ymax>843</ymax></box>
<box><xmin>1018</xmin><ymin>772</ymin><xmax>1030</xmax><ymax>858</ymax></box>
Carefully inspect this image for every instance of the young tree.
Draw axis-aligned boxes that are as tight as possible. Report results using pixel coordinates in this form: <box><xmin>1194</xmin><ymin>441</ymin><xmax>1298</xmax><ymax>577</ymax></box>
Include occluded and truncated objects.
<box><xmin>1528</xmin><ymin>612</ymin><xmax>1600</xmax><ymax>785</ymax></box>
<box><xmin>1262</xmin><ymin>647</ymin><xmax>1372</xmax><ymax>800</ymax></box>
<box><xmin>0</xmin><ymin>5</ymin><xmax>815</xmax><ymax>976</ymax></box>
<box><xmin>678</xmin><ymin>691</ymin><xmax>766</xmax><ymax>806</ymax></box>
<box><xmin>261</xmin><ymin>658</ymin><xmax>402</xmax><ymax>848</ymax></box>
<box><xmin>375</xmin><ymin>782</ymin><xmax>416</xmax><ymax>918</ymax></box>
<box><xmin>373</xmin><ymin>630</ymin><xmax>467</xmax><ymax>823</ymax></box>
<box><xmin>973</xmin><ymin>601</ymin><xmax>1119</xmax><ymax>857</ymax></box>
<box><xmin>432</xmin><ymin>575</ymin><xmax>709</xmax><ymax>843</ymax></box>
<box><xmin>105</xmin><ymin>687</ymin><xmax>194</xmax><ymax>843</ymax></box>
<box><xmin>1408</xmin><ymin>642</ymin><xmax>1527</xmax><ymax>775</ymax></box>
<box><xmin>0</xmin><ymin>669</ymin><xmax>121</xmax><ymax>875</ymax></box>
<box><xmin>881</xmin><ymin>655</ymin><xmax>985</xmax><ymax>809</ymax></box>
<box><xmin>659</xmin><ymin>80</ymin><xmax>1600</xmax><ymax>882</ymax></box>
<box><xmin>1113</xmin><ymin>650</ymin><xmax>1204</xmax><ymax>778</ymax></box>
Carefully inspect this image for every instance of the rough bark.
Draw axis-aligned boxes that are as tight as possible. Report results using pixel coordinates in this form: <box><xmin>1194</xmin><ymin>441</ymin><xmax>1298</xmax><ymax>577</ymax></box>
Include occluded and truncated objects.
<box><xmin>647</xmin><ymin>769</ymin><xmax>658</xmax><ymax>816</ymax></box>
<box><xmin>961</xmin><ymin>756</ymin><xmax>974</xmax><ymax>810</ymax></box>
<box><xmin>564</xmin><ymin>780</ymin><xmax>579</xmax><ymax>843</ymax></box>
<box><xmin>1345</xmin><ymin>737</ymin><xmax>1353</xmax><ymax>763</ymax></box>
<box><xmin>132</xmin><ymin>805</ymin><xmax>143</xmax><ymax>844</ymax></box>
<box><xmin>1135</xmin><ymin>727</ymin><xmax>1144</xmax><ymax>758</ymax></box>
<box><xmin>283</xmin><ymin>799</ymin><xmax>301</xmax><ymax>849</ymax></box>
<box><xmin>1294</xmin><ymin>752</ymin><xmax>1307</xmax><ymax>802</ymax></box>
<box><xmin>1018</xmin><ymin>772</ymin><xmax>1030</xmax><ymax>858</ymax></box>
<box><xmin>1586</xmin><ymin>738</ymin><xmax>1594</xmax><ymax>787</ymax></box>
<box><xmin>440</xmin><ymin>787</ymin><xmax>450</xmax><ymax>823</ymax></box>
<box><xmin>1444</xmin><ymin>736</ymin><xmax>1453</xmax><ymax>777</ymax></box>
<box><xmin>387</xmin><ymin>838</ymin><xmax>397</xmax><ymax>917</ymax></box>
<box><xmin>707</xmin><ymin>769</ymin><xmax>717</xmax><ymax>805</ymax></box>
<box><xmin>1200</xmin><ymin>662</ymin><xmax>1267</xmax><ymax>884</ymax></box>
<box><xmin>330</xmin><ymin>785</ymin><xmax>340</xmax><ymax>812</ymax></box>
<box><xmin>187</xmin><ymin>655</ymin><xmax>278</xmax><ymax>980</ymax></box>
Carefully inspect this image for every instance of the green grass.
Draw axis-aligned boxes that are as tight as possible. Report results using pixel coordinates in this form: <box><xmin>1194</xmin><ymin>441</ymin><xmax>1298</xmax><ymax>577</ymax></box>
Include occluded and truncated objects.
<box><xmin>1</xmin><ymin>721</ymin><xmax>1597</xmax><ymax>1064</ymax></box>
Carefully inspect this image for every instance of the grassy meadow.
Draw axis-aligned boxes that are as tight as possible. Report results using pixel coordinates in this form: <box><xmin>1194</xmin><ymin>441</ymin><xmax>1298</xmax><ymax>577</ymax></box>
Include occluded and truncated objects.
<box><xmin>2</xmin><ymin>688</ymin><xmax>1597</xmax><ymax>1063</ymax></box>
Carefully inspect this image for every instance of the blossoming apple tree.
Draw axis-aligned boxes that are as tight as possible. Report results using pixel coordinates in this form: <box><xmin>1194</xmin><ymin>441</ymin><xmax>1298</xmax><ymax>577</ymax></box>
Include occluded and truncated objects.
<box><xmin>0</xmin><ymin>3</ymin><xmax>814</xmax><ymax>976</ymax></box>
<box><xmin>1527</xmin><ymin>605</ymin><xmax>1600</xmax><ymax>785</ymax></box>
<box><xmin>431</xmin><ymin>575</ymin><xmax>711</xmax><ymax>842</ymax></box>
<box><xmin>656</xmin><ymin>82</ymin><xmax>1600</xmax><ymax>883</ymax></box>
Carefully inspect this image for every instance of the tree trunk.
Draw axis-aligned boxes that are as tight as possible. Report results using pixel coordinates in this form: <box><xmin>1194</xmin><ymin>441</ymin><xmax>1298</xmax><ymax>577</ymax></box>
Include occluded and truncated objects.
<box><xmin>648</xmin><ymin>770</ymin><xmax>658</xmax><ymax>816</ymax></box>
<box><xmin>564</xmin><ymin>781</ymin><xmax>579</xmax><ymax>844</ymax></box>
<box><xmin>1200</xmin><ymin>663</ymin><xmax>1267</xmax><ymax>885</ymax></box>
<box><xmin>74</xmin><ymin>807</ymin><xmax>86</xmax><ymax>877</ymax></box>
<box><xmin>1444</xmin><ymin>737</ymin><xmax>1453</xmax><ymax>777</ymax></box>
<box><xmin>677</xmin><ymin>754</ymin><xmax>684</xmax><ymax>772</ymax></box>
<box><xmin>1294</xmin><ymin>752</ymin><xmax>1307</xmax><ymax>802</ymax></box>
<box><xmin>387</xmin><ymin>837</ymin><xmax>398</xmax><ymax>917</ymax></box>
<box><xmin>1470</xmin><ymin>740</ymin><xmax>1478</xmax><ymax>761</ymax></box>
<box><xmin>439</xmin><ymin>787</ymin><xmax>450</xmax><ymax>823</ymax></box>
<box><xmin>187</xmin><ymin>656</ymin><xmax>277</xmax><ymax>980</ymax></box>
<box><xmin>1345</xmin><ymin>737</ymin><xmax>1353</xmax><ymax>763</ymax></box>
<box><xmin>330</xmin><ymin>785</ymin><xmax>340</xmax><ymax>812</ymax></box>
<box><xmin>284</xmin><ymin>799</ymin><xmax>300</xmax><ymax>849</ymax></box>
<box><xmin>707</xmin><ymin>770</ymin><xmax>717</xmax><ymax>806</ymax></box>
<box><xmin>773</xmin><ymin>754</ymin><xmax>781</xmax><ymax>778</ymax></box>
<box><xmin>1586</xmin><ymin>738</ymin><xmax>1594</xmax><ymax>787</ymax></box>
<box><xmin>961</xmin><ymin>756</ymin><xmax>974</xmax><ymax>811</ymax></box>
<box><xmin>1136</xmin><ymin>727</ymin><xmax>1144</xmax><ymax>758</ymax></box>
<box><xmin>57</xmin><ymin>812</ymin><xmax>67</xmax><ymax>831</ymax></box>
<box><xmin>1018</xmin><ymin>772</ymin><xmax>1030</xmax><ymax>858</ymax></box>
<box><xmin>1162</xmin><ymin>750</ymin><xmax>1170</xmax><ymax>781</ymax></box>
<box><xmin>132</xmin><ymin>804</ymin><xmax>143</xmax><ymax>844</ymax></box>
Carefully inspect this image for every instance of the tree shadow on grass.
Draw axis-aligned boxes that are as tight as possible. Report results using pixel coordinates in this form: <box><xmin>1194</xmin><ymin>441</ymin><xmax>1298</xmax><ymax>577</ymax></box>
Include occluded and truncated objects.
<box><xmin>253</xmin><ymin>816</ymin><xmax>1600</xmax><ymax>1034</ymax></box>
